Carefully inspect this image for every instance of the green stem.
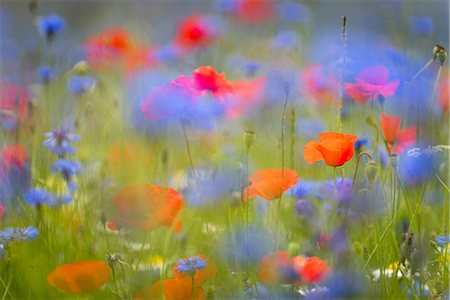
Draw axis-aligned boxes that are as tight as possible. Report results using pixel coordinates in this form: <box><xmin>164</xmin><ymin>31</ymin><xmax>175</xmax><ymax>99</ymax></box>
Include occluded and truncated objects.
<box><xmin>351</xmin><ymin>152</ymin><xmax>374</xmax><ymax>190</ymax></box>
<box><xmin>191</xmin><ymin>275</ymin><xmax>195</xmax><ymax>300</ymax></box>
<box><xmin>180</xmin><ymin>116</ymin><xmax>201</xmax><ymax>198</ymax></box>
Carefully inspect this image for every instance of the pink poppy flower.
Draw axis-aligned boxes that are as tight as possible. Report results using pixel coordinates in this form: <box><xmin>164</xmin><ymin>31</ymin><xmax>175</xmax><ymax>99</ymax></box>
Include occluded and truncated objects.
<box><xmin>344</xmin><ymin>66</ymin><xmax>399</xmax><ymax>104</ymax></box>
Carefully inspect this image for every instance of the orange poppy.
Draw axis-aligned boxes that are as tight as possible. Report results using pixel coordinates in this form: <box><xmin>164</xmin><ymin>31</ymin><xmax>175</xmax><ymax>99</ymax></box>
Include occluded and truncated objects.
<box><xmin>173</xmin><ymin>254</ymin><xmax>217</xmax><ymax>286</ymax></box>
<box><xmin>243</xmin><ymin>169</ymin><xmax>298</xmax><ymax>201</ymax></box>
<box><xmin>135</xmin><ymin>277</ymin><xmax>205</xmax><ymax>300</ymax></box>
<box><xmin>110</xmin><ymin>184</ymin><xmax>184</xmax><ymax>232</ymax></box>
<box><xmin>304</xmin><ymin>132</ymin><xmax>358</xmax><ymax>167</ymax></box>
<box><xmin>47</xmin><ymin>260</ymin><xmax>110</xmax><ymax>293</ymax></box>
<box><xmin>380</xmin><ymin>113</ymin><xmax>416</xmax><ymax>154</ymax></box>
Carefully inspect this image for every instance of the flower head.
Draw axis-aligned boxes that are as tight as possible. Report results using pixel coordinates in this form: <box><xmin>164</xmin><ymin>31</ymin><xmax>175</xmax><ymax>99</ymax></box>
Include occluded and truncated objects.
<box><xmin>109</xmin><ymin>184</ymin><xmax>184</xmax><ymax>232</ymax></box>
<box><xmin>67</xmin><ymin>75</ymin><xmax>96</xmax><ymax>95</ymax></box>
<box><xmin>243</xmin><ymin>169</ymin><xmax>299</xmax><ymax>201</ymax></box>
<box><xmin>380</xmin><ymin>113</ymin><xmax>416</xmax><ymax>154</ymax></box>
<box><xmin>300</xmin><ymin>256</ymin><xmax>332</xmax><ymax>284</ymax></box>
<box><xmin>174</xmin><ymin>15</ymin><xmax>219</xmax><ymax>50</ymax></box>
<box><xmin>44</xmin><ymin>129</ymin><xmax>79</xmax><ymax>156</ymax></box>
<box><xmin>23</xmin><ymin>188</ymin><xmax>55</xmax><ymax>207</ymax></box>
<box><xmin>175</xmin><ymin>255</ymin><xmax>208</xmax><ymax>276</ymax></box>
<box><xmin>47</xmin><ymin>260</ymin><xmax>110</xmax><ymax>293</ymax></box>
<box><xmin>192</xmin><ymin>66</ymin><xmax>234</xmax><ymax>98</ymax></box>
<box><xmin>37</xmin><ymin>65</ymin><xmax>56</xmax><ymax>83</ymax></box>
<box><xmin>304</xmin><ymin>132</ymin><xmax>358</xmax><ymax>167</ymax></box>
<box><xmin>37</xmin><ymin>14</ymin><xmax>65</xmax><ymax>41</ymax></box>
<box><xmin>0</xmin><ymin>226</ymin><xmax>38</xmax><ymax>243</ymax></box>
<box><xmin>51</xmin><ymin>159</ymin><xmax>81</xmax><ymax>182</ymax></box>
<box><xmin>344</xmin><ymin>66</ymin><xmax>399</xmax><ymax>105</ymax></box>
<box><xmin>141</xmin><ymin>75</ymin><xmax>199</xmax><ymax>121</ymax></box>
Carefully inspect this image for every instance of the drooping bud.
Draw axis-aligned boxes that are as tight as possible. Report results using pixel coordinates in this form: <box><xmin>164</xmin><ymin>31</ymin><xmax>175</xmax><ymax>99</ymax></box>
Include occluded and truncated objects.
<box><xmin>243</xmin><ymin>130</ymin><xmax>256</xmax><ymax>148</ymax></box>
<box><xmin>365</xmin><ymin>160</ymin><xmax>378</xmax><ymax>185</ymax></box>
<box><xmin>72</xmin><ymin>61</ymin><xmax>90</xmax><ymax>75</ymax></box>
<box><xmin>433</xmin><ymin>44</ymin><xmax>447</xmax><ymax>65</ymax></box>
<box><xmin>288</xmin><ymin>242</ymin><xmax>300</xmax><ymax>258</ymax></box>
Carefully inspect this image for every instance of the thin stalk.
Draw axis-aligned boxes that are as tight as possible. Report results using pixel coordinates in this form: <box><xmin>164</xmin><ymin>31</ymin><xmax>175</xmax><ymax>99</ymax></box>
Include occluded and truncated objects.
<box><xmin>180</xmin><ymin>116</ymin><xmax>201</xmax><ymax>198</ymax></box>
<box><xmin>191</xmin><ymin>275</ymin><xmax>195</xmax><ymax>300</ymax></box>
<box><xmin>351</xmin><ymin>152</ymin><xmax>374</xmax><ymax>190</ymax></box>
<box><xmin>337</xmin><ymin>16</ymin><xmax>347</xmax><ymax>133</ymax></box>
<box><xmin>275</xmin><ymin>83</ymin><xmax>290</xmax><ymax>250</ymax></box>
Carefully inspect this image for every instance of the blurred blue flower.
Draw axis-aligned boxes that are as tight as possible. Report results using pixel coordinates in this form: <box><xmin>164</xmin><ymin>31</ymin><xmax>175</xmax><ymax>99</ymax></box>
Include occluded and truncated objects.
<box><xmin>37</xmin><ymin>65</ymin><xmax>55</xmax><ymax>83</ymax></box>
<box><xmin>296</xmin><ymin>119</ymin><xmax>324</xmax><ymax>140</ymax></box>
<box><xmin>435</xmin><ymin>234</ymin><xmax>450</xmax><ymax>247</ymax></box>
<box><xmin>44</xmin><ymin>129</ymin><xmax>79</xmax><ymax>156</ymax></box>
<box><xmin>277</xmin><ymin>1</ymin><xmax>310</xmax><ymax>23</ymax></box>
<box><xmin>295</xmin><ymin>199</ymin><xmax>314</xmax><ymax>216</ymax></box>
<box><xmin>67</xmin><ymin>75</ymin><xmax>96</xmax><ymax>95</ymax></box>
<box><xmin>156</xmin><ymin>44</ymin><xmax>181</xmax><ymax>64</ymax></box>
<box><xmin>23</xmin><ymin>188</ymin><xmax>55</xmax><ymax>207</ymax></box>
<box><xmin>214</xmin><ymin>0</ymin><xmax>239</xmax><ymax>13</ymax></box>
<box><xmin>322</xmin><ymin>178</ymin><xmax>354</xmax><ymax>205</ymax></box>
<box><xmin>272</xmin><ymin>30</ymin><xmax>298</xmax><ymax>49</ymax></box>
<box><xmin>181</xmin><ymin>165</ymin><xmax>238</xmax><ymax>206</ymax></box>
<box><xmin>0</xmin><ymin>226</ymin><xmax>38</xmax><ymax>243</ymax></box>
<box><xmin>354</xmin><ymin>138</ymin><xmax>368</xmax><ymax>153</ymax></box>
<box><xmin>291</xmin><ymin>180</ymin><xmax>324</xmax><ymax>200</ymax></box>
<box><xmin>37</xmin><ymin>14</ymin><xmax>65</xmax><ymax>40</ymax></box>
<box><xmin>398</xmin><ymin>149</ymin><xmax>434</xmax><ymax>186</ymax></box>
<box><xmin>323</xmin><ymin>270</ymin><xmax>365</xmax><ymax>299</ymax></box>
<box><xmin>219</xmin><ymin>226</ymin><xmax>272</xmax><ymax>264</ymax></box>
<box><xmin>241</xmin><ymin>60</ymin><xmax>261</xmax><ymax>77</ymax></box>
<box><xmin>175</xmin><ymin>255</ymin><xmax>208</xmax><ymax>276</ymax></box>
<box><xmin>51</xmin><ymin>159</ymin><xmax>81</xmax><ymax>182</ymax></box>
<box><xmin>410</xmin><ymin>16</ymin><xmax>434</xmax><ymax>36</ymax></box>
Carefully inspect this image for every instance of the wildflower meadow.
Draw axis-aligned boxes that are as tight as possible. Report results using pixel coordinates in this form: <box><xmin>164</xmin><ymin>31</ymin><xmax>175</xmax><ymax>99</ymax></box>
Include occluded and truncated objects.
<box><xmin>0</xmin><ymin>0</ymin><xmax>449</xmax><ymax>299</ymax></box>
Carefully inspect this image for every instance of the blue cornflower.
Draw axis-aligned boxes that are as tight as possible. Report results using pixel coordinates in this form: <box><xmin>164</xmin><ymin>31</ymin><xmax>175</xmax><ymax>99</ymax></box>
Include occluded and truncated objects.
<box><xmin>175</xmin><ymin>256</ymin><xmax>208</xmax><ymax>276</ymax></box>
<box><xmin>277</xmin><ymin>1</ymin><xmax>310</xmax><ymax>23</ymax></box>
<box><xmin>435</xmin><ymin>235</ymin><xmax>450</xmax><ymax>248</ymax></box>
<box><xmin>354</xmin><ymin>138</ymin><xmax>368</xmax><ymax>152</ymax></box>
<box><xmin>0</xmin><ymin>226</ymin><xmax>38</xmax><ymax>243</ymax></box>
<box><xmin>51</xmin><ymin>159</ymin><xmax>81</xmax><ymax>181</ymax></box>
<box><xmin>37</xmin><ymin>65</ymin><xmax>55</xmax><ymax>83</ymax></box>
<box><xmin>44</xmin><ymin>129</ymin><xmax>79</xmax><ymax>156</ymax></box>
<box><xmin>67</xmin><ymin>75</ymin><xmax>96</xmax><ymax>95</ymax></box>
<box><xmin>272</xmin><ymin>30</ymin><xmax>298</xmax><ymax>49</ymax></box>
<box><xmin>37</xmin><ymin>14</ymin><xmax>65</xmax><ymax>40</ymax></box>
<box><xmin>410</xmin><ymin>16</ymin><xmax>434</xmax><ymax>37</ymax></box>
<box><xmin>241</xmin><ymin>60</ymin><xmax>261</xmax><ymax>77</ymax></box>
<box><xmin>23</xmin><ymin>188</ymin><xmax>55</xmax><ymax>207</ymax></box>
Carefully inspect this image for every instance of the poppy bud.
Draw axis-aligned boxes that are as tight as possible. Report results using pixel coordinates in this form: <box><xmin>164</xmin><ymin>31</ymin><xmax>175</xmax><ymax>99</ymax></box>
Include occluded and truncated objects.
<box><xmin>365</xmin><ymin>160</ymin><xmax>378</xmax><ymax>185</ymax></box>
<box><xmin>288</xmin><ymin>242</ymin><xmax>300</xmax><ymax>258</ymax></box>
<box><xmin>243</xmin><ymin>130</ymin><xmax>256</xmax><ymax>148</ymax></box>
<box><xmin>72</xmin><ymin>61</ymin><xmax>90</xmax><ymax>75</ymax></box>
<box><xmin>433</xmin><ymin>44</ymin><xmax>447</xmax><ymax>65</ymax></box>
<box><xmin>366</xmin><ymin>116</ymin><xmax>377</xmax><ymax>127</ymax></box>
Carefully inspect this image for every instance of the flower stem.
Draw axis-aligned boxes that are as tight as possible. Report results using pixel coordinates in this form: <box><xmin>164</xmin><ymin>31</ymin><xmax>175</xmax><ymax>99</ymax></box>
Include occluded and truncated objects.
<box><xmin>180</xmin><ymin>116</ymin><xmax>201</xmax><ymax>198</ymax></box>
<box><xmin>337</xmin><ymin>16</ymin><xmax>347</xmax><ymax>133</ymax></box>
<box><xmin>191</xmin><ymin>275</ymin><xmax>195</xmax><ymax>300</ymax></box>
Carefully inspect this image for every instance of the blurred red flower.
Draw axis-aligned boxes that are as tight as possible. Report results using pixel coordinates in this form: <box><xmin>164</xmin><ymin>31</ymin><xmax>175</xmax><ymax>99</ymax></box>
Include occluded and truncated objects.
<box><xmin>174</xmin><ymin>15</ymin><xmax>217</xmax><ymax>51</ymax></box>
<box><xmin>300</xmin><ymin>256</ymin><xmax>332</xmax><ymax>284</ymax></box>
<box><xmin>344</xmin><ymin>66</ymin><xmax>399</xmax><ymax>105</ymax></box>
<box><xmin>236</xmin><ymin>0</ymin><xmax>275</xmax><ymax>23</ymax></box>
<box><xmin>380</xmin><ymin>113</ymin><xmax>416</xmax><ymax>154</ymax></box>
<box><xmin>109</xmin><ymin>184</ymin><xmax>183</xmax><ymax>232</ymax></box>
<box><xmin>243</xmin><ymin>169</ymin><xmax>298</xmax><ymax>201</ymax></box>
<box><xmin>301</xmin><ymin>64</ymin><xmax>339</xmax><ymax>105</ymax></box>
<box><xmin>192</xmin><ymin>66</ymin><xmax>234</xmax><ymax>98</ymax></box>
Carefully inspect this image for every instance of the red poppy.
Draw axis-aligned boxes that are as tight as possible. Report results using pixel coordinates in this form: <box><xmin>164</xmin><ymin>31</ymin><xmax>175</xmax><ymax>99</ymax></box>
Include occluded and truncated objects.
<box><xmin>243</xmin><ymin>169</ymin><xmax>298</xmax><ymax>201</ymax></box>
<box><xmin>236</xmin><ymin>0</ymin><xmax>275</xmax><ymax>23</ymax></box>
<box><xmin>174</xmin><ymin>15</ymin><xmax>217</xmax><ymax>50</ymax></box>
<box><xmin>344</xmin><ymin>66</ymin><xmax>399</xmax><ymax>104</ymax></box>
<box><xmin>304</xmin><ymin>132</ymin><xmax>358</xmax><ymax>167</ymax></box>
<box><xmin>109</xmin><ymin>184</ymin><xmax>184</xmax><ymax>232</ymax></box>
<box><xmin>226</xmin><ymin>77</ymin><xmax>265</xmax><ymax>118</ymax></box>
<box><xmin>192</xmin><ymin>66</ymin><xmax>234</xmax><ymax>98</ymax></box>
<box><xmin>300</xmin><ymin>256</ymin><xmax>332</xmax><ymax>284</ymax></box>
<box><xmin>380</xmin><ymin>113</ymin><xmax>416</xmax><ymax>154</ymax></box>
<box><xmin>47</xmin><ymin>260</ymin><xmax>110</xmax><ymax>293</ymax></box>
<box><xmin>438</xmin><ymin>73</ymin><xmax>449</xmax><ymax>113</ymax></box>
<box><xmin>83</xmin><ymin>27</ymin><xmax>155</xmax><ymax>72</ymax></box>
<box><xmin>0</xmin><ymin>145</ymin><xmax>28</xmax><ymax>179</ymax></box>
<box><xmin>301</xmin><ymin>64</ymin><xmax>339</xmax><ymax>104</ymax></box>
<box><xmin>0</xmin><ymin>82</ymin><xmax>28</xmax><ymax>121</ymax></box>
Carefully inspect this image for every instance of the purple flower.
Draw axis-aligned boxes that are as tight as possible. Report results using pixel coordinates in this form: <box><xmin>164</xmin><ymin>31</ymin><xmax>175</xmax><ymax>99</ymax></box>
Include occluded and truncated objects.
<box><xmin>23</xmin><ymin>188</ymin><xmax>55</xmax><ymax>207</ymax></box>
<box><xmin>175</xmin><ymin>256</ymin><xmax>208</xmax><ymax>276</ymax></box>
<box><xmin>44</xmin><ymin>129</ymin><xmax>79</xmax><ymax>156</ymax></box>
